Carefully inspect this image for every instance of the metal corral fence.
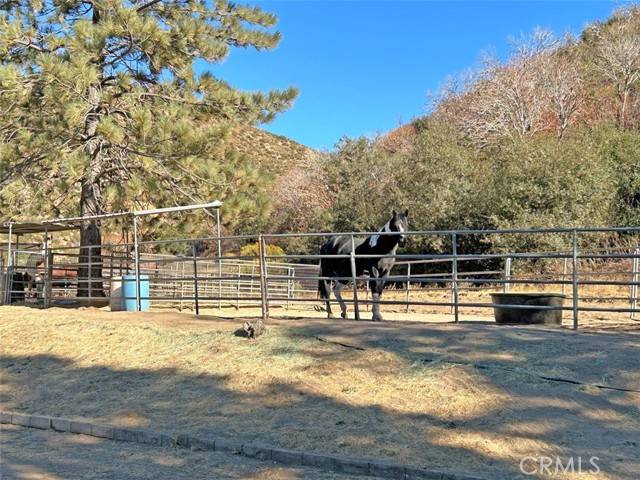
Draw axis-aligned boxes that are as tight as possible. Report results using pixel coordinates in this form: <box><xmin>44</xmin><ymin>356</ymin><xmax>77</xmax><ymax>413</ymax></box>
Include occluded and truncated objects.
<box><xmin>1</xmin><ymin>226</ymin><xmax>639</xmax><ymax>329</ymax></box>
<box><xmin>0</xmin><ymin>240</ymin><xmax>315</xmax><ymax>311</ymax></box>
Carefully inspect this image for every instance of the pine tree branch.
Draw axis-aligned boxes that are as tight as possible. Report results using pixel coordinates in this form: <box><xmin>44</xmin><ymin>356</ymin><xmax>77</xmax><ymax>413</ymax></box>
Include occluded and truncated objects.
<box><xmin>136</xmin><ymin>0</ymin><xmax>163</xmax><ymax>12</ymax></box>
<box><xmin>0</xmin><ymin>153</ymin><xmax>47</xmax><ymax>187</ymax></box>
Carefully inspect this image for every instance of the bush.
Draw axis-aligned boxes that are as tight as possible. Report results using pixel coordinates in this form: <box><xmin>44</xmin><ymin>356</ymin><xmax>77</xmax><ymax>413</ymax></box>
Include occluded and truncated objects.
<box><xmin>240</xmin><ymin>242</ymin><xmax>285</xmax><ymax>258</ymax></box>
<box><xmin>592</xmin><ymin>126</ymin><xmax>640</xmax><ymax>228</ymax></box>
<box><xmin>480</xmin><ymin>130</ymin><xmax>617</xmax><ymax>252</ymax></box>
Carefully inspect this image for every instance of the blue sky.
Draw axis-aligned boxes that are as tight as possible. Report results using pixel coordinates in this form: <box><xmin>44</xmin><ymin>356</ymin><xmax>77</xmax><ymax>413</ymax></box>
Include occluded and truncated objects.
<box><xmin>206</xmin><ymin>1</ymin><xmax>626</xmax><ymax>150</ymax></box>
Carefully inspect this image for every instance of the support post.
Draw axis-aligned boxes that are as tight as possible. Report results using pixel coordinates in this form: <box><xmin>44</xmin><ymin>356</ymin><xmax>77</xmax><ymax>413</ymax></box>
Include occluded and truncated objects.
<box><xmin>450</xmin><ymin>271</ymin><xmax>455</xmax><ymax>314</ymax></box>
<box><xmin>236</xmin><ymin>264</ymin><xmax>241</xmax><ymax>310</ymax></box>
<box><xmin>405</xmin><ymin>263</ymin><xmax>411</xmax><ymax>313</ymax></box>
<box><xmin>108</xmin><ymin>249</ymin><xmax>114</xmax><ymax>304</ymax></box>
<box><xmin>109</xmin><ymin>250</ymin><xmax>114</xmax><ymax>284</ymax></box>
<box><xmin>349</xmin><ymin>234</ymin><xmax>361</xmax><ymax>321</ymax></box>
<box><xmin>15</xmin><ymin>234</ymin><xmax>20</xmax><ymax>264</ymax></box>
<box><xmin>572</xmin><ymin>230</ymin><xmax>579</xmax><ymax>330</ymax></box>
<box><xmin>132</xmin><ymin>215</ymin><xmax>141</xmax><ymax>312</ymax></box>
<box><xmin>43</xmin><ymin>228</ymin><xmax>49</xmax><ymax>308</ymax></box>
<box><xmin>192</xmin><ymin>243</ymin><xmax>200</xmax><ymax>315</ymax></box>
<box><xmin>5</xmin><ymin>223</ymin><xmax>12</xmax><ymax>304</ymax></box>
<box><xmin>561</xmin><ymin>257</ymin><xmax>568</xmax><ymax>296</ymax></box>
<box><xmin>503</xmin><ymin>257</ymin><xmax>511</xmax><ymax>293</ymax></box>
<box><xmin>46</xmin><ymin>251</ymin><xmax>54</xmax><ymax>304</ymax></box>
<box><xmin>179</xmin><ymin>262</ymin><xmax>185</xmax><ymax>312</ymax></box>
<box><xmin>250</xmin><ymin>265</ymin><xmax>255</xmax><ymax>296</ymax></box>
<box><xmin>286</xmin><ymin>267</ymin><xmax>293</xmax><ymax>310</ymax></box>
<box><xmin>452</xmin><ymin>233</ymin><xmax>459</xmax><ymax>323</ymax></box>
<box><xmin>88</xmin><ymin>245</ymin><xmax>92</xmax><ymax>305</ymax></box>
<box><xmin>216</xmin><ymin>208</ymin><xmax>222</xmax><ymax>310</ymax></box>
<box><xmin>631</xmin><ymin>248</ymin><xmax>639</xmax><ymax>321</ymax></box>
<box><xmin>258</xmin><ymin>234</ymin><xmax>269</xmax><ymax>321</ymax></box>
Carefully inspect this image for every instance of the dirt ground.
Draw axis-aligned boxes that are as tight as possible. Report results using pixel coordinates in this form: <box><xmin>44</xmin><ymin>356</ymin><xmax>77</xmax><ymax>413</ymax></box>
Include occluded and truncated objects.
<box><xmin>0</xmin><ymin>424</ymin><xmax>368</xmax><ymax>480</ymax></box>
<box><xmin>169</xmin><ymin>283</ymin><xmax>640</xmax><ymax>330</ymax></box>
<box><xmin>1</xmin><ymin>306</ymin><xmax>639</xmax><ymax>479</ymax></box>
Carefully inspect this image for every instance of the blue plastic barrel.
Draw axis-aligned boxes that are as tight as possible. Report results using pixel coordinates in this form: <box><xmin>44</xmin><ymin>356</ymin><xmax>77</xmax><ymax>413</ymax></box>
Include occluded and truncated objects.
<box><xmin>122</xmin><ymin>274</ymin><xmax>150</xmax><ymax>312</ymax></box>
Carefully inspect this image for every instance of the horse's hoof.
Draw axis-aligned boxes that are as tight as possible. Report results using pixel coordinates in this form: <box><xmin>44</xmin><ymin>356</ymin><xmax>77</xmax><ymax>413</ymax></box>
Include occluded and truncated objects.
<box><xmin>341</xmin><ymin>312</ymin><xmax>348</xmax><ymax>320</ymax></box>
<box><xmin>372</xmin><ymin>315</ymin><xmax>383</xmax><ymax>322</ymax></box>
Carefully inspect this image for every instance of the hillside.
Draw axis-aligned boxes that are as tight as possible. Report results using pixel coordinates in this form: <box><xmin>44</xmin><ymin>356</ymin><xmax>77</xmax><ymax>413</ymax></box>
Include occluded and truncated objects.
<box><xmin>228</xmin><ymin>124</ymin><xmax>319</xmax><ymax>175</ymax></box>
<box><xmin>381</xmin><ymin>5</ymin><xmax>640</xmax><ymax>151</ymax></box>
<box><xmin>223</xmin><ymin>123</ymin><xmax>330</xmax><ymax>235</ymax></box>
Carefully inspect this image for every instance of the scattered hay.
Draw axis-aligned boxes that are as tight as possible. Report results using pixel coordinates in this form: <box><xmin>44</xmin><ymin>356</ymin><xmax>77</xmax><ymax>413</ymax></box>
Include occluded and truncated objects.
<box><xmin>1</xmin><ymin>306</ymin><xmax>639</xmax><ymax>479</ymax></box>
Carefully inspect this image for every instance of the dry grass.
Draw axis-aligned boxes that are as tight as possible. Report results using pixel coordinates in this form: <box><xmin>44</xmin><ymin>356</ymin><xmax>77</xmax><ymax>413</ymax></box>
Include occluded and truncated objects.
<box><xmin>1</xmin><ymin>306</ymin><xmax>639</xmax><ymax>479</ymax></box>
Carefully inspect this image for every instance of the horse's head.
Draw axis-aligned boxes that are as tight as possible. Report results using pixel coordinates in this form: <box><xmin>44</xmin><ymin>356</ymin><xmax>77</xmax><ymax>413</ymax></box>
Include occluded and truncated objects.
<box><xmin>390</xmin><ymin>209</ymin><xmax>409</xmax><ymax>247</ymax></box>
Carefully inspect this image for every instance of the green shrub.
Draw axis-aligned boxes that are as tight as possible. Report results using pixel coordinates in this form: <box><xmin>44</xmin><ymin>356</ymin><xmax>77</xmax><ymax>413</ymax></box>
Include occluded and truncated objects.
<box><xmin>240</xmin><ymin>242</ymin><xmax>285</xmax><ymax>258</ymax></box>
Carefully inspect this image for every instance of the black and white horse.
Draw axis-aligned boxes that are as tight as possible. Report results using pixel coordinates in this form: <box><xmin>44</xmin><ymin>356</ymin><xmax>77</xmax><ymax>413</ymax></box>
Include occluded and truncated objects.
<box><xmin>318</xmin><ymin>210</ymin><xmax>409</xmax><ymax>321</ymax></box>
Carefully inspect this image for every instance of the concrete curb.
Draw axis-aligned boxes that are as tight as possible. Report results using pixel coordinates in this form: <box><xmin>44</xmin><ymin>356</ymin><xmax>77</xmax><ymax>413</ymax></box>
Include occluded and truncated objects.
<box><xmin>0</xmin><ymin>411</ymin><xmax>487</xmax><ymax>480</ymax></box>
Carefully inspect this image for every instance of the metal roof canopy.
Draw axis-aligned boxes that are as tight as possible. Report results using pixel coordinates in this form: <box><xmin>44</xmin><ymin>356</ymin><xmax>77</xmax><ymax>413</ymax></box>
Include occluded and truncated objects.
<box><xmin>0</xmin><ymin>201</ymin><xmax>223</xmax><ymax>236</ymax></box>
<box><xmin>0</xmin><ymin>222</ymin><xmax>77</xmax><ymax>235</ymax></box>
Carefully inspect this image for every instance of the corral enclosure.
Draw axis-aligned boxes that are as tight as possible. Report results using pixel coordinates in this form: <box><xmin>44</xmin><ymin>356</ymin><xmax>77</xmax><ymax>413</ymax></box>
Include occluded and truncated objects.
<box><xmin>2</xmin><ymin>212</ymin><xmax>640</xmax><ymax>479</ymax></box>
<box><xmin>1</xmin><ymin>218</ymin><xmax>639</xmax><ymax>329</ymax></box>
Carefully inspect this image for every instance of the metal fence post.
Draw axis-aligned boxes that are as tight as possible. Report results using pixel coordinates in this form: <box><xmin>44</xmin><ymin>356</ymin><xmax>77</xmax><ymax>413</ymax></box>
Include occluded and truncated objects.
<box><xmin>572</xmin><ymin>230</ymin><xmax>579</xmax><ymax>330</ymax></box>
<box><xmin>405</xmin><ymin>263</ymin><xmax>411</xmax><ymax>313</ymax></box>
<box><xmin>258</xmin><ymin>234</ymin><xmax>269</xmax><ymax>321</ymax></box>
<box><xmin>43</xmin><ymin>228</ymin><xmax>49</xmax><ymax>308</ymax></box>
<box><xmin>192</xmin><ymin>243</ymin><xmax>200</xmax><ymax>315</ymax></box>
<box><xmin>109</xmin><ymin>250</ymin><xmax>114</xmax><ymax>286</ymax></box>
<box><xmin>561</xmin><ymin>257</ymin><xmax>568</xmax><ymax>296</ymax></box>
<box><xmin>203</xmin><ymin>262</ymin><xmax>209</xmax><ymax>307</ymax></box>
<box><xmin>250</xmin><ymin>265</ymin><xmax>255</xmax><ymax>297</ymax></box>
<box><xmin>179</xmin><ymin>262</ymin><xmax>185</xmax><ymax>311</ymax></box>
<box><xmin>88</xmin><ymin>245</ymin><xmax>92</xmax><ymax>305</ymax></box>
<box><xmin>132</xmin><ymin>215</ymin><xmax>141</xmax><ymax>312</ymax></box>
<box><xmin>5</xmin><ymin>223</ymin><xmax>12</xmax><ymax>304</ymax></box>
<box><xmin>286</xmin><ymin>267</ymin><xmax>293</xmax><ymax>310</ymax></box>
<box><xmin>631</xmin><ymin>248</ymin><xmax>639</xmax><ymax>321</ymax></box>
<box><xmin>6</xmin><ymin>223</ymin><xmax>12</xmax><ymax>270</ymax></box>
<box><xmin>216</xmin><ymin>208</ymin><xmax>222</xmax><ymax>310</ymax></box>
<box><xmin>46</xmin><ymin>251</ymin><xmax>54</xmax><ymax>305</ymax></box>
<box><xmin>236</xmin><ymin>264</ymin><xmax>241</xmax><ymax>310</ymax></box>
<box><xmin>450</xmin><ymin>272</ymin><xmax>455</xmax><ymax>315</ymax></box>
<box><xmin>452</xmin><ymin>233</ymin><xmax>459</xmax><ymax>323</ymax></box>
<box><xmin>503</xmin><ymin>257</ymin><xmax>511</xmax><ymax>293</ymax></box>
<box><xmin>349</xmin><ymin>234</ymin><xmax>361</xmax><ymax>321</ymax></box>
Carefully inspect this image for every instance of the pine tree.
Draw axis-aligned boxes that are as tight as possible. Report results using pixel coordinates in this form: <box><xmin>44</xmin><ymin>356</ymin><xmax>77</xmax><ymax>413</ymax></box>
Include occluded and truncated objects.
<box><xmin>0</xmin><ymin>0</ymin><xmax>297</xmax><ymax>296</ymax></box>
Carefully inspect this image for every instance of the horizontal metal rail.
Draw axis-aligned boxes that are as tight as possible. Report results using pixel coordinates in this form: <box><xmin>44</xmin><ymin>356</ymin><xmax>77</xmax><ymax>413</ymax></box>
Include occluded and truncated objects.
<box><xmin>262</xmin><ymin>225</ymin><xmax>640</xmax><ymax>237</ymax></box>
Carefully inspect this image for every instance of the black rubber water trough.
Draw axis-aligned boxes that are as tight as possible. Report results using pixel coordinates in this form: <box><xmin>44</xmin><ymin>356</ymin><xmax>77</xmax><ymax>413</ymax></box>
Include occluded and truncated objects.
<box><xmin>490</xmin><ymin>293</ymin><xmax>566</xmax><ymax>325</ymax></box>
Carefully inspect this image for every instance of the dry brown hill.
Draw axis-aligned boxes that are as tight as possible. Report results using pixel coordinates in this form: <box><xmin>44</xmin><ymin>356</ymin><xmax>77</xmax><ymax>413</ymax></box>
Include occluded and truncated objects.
<box><xmin>228</xmin><ymin>123</ymin><xmax>319</xmax><ymax>174</ymax></box>
<box><xmin>225</xmin><ymin>124</ymin><xmax>330</xmax><ymax>233</ymax></box>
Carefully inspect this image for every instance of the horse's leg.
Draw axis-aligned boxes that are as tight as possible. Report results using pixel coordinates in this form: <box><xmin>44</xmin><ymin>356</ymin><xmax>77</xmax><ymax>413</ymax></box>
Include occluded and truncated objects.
<box><xmin>324</xmin><ymin>280</ymin><xmax>335</xmax><ymax>318</ymax></box>
<box><xmin>369</xmin><ymin>267</ymin><xmax>386</xmax><ymax>321</ymax></box>
<box><xmin>334</xmin><ymin>282</ymin><xmax>348</xmax><ymax>319</ymax></box>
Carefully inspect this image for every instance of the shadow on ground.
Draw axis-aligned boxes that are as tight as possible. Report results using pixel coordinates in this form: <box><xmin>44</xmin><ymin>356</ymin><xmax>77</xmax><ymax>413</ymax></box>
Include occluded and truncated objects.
<box><xmin>0</xmin><ymin>424</ymin><xmax>365</xmax><ymax>480</ymax></box>
<box><xmin>1</xmin><ymin>312</ymin><xmax>639</xmax><ymax>479</ymax></box>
